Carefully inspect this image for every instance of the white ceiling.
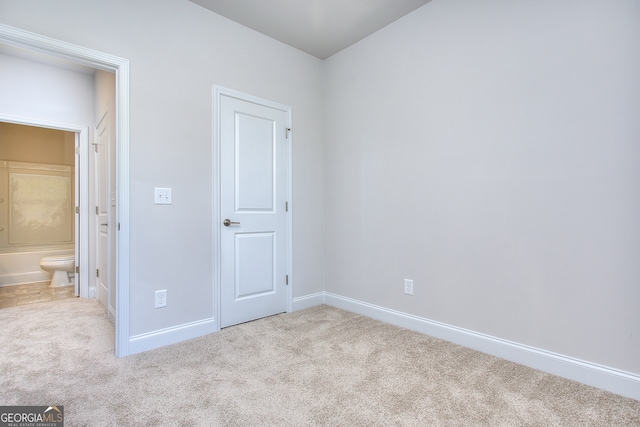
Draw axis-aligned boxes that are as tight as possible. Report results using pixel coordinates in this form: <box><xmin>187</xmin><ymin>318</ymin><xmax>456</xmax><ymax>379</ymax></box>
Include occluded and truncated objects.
<box><xmin>189</xmin><ymin>0</ymin><xmax>432</xmax><ymax>59</ymax></box>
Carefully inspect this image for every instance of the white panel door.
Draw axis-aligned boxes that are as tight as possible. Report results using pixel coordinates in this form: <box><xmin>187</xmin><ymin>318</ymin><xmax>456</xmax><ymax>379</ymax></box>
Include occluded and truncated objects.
<box><xmin>74</xmin><ymin>133</ymin><xmax>80</xmax><ymax>297</ymax></box>
<box><xmin>220</xmin><ymin>94</ymin><xmax>289</xmax><ymax>328</ymax></box>
<box><xmin>95</xmin><ymin>112</ymin><xmax>110</xmax><ymax>310</ymax></box>
<box><xmin>108</xmin><ymin>110</ymin><xmax>117</xmax><ymax>320</ymax></box>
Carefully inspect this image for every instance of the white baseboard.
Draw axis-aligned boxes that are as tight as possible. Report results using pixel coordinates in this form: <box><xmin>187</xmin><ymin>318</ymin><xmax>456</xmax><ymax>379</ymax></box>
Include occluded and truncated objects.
<box><xmin>129</xmin><ymin>317</ymin><xmax>217</xmax><ymax>355</ymax></box>
<box><xmin>292</xmin><ymin>292</ymin><xmax>325</xmax><ymax>311</ymax></box>
<box><xmin>324</xmin><ymin>292</ymin><xmax>640</xmax><ymax>401</ymax></box>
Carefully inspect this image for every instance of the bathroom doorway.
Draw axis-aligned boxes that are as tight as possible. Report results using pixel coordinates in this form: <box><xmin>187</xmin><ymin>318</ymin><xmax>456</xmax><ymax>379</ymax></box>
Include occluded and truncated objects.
<box><xmin>0</xmin><ymin>24</ymin><xmax>131</xmax><ymax>357</ymax></box>
<box><xmin>0</xmin><ymin>118</ymin><xmax>91</xmax><ymax>300</ymax></box>
<box><xmin>0</xmin><ymin>121</ymin><xmax>82</xmax><ymax>303</ymax></box>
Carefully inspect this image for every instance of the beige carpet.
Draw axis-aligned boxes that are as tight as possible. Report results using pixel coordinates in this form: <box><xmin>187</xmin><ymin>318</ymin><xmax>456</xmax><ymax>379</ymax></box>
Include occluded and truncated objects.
<box><xmin>0</xmin><ymin>299</ymin><xmax>638</xmax><ymax>426</ymax></box>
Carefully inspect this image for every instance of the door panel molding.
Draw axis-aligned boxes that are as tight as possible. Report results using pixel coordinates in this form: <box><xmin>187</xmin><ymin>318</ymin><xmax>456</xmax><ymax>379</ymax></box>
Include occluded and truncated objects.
<box><xmin>213</xmin><ymin>85</ymin><xmax>293</xmax><ymax>331</ymax></box>
<box><xmin>234</xmin><ymin>231</ymin><xmax>276</xmax><ymax>299</ymax></box>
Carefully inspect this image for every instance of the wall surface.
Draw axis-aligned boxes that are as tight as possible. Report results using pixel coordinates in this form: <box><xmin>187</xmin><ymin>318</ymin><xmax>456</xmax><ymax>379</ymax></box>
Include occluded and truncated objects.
<box><xmin>0</xmin><ymin>0</ymin><xmax>325</xmax><ymax>338</ymax></box>
<box><xmin>0</xmin><ymin>53</ymin><xmax>95</xmax><ymax>130</ymax></box>
<box><xmin>0</xmin><ymin>123</ymin><xmax>75</xmax><ymax>165</ymax></box>
<box><xmin>323</xmin><ymin>0</ymin><xmax>640</xmax><ymax>374</ymax></box>
<box><xmin>1</xmin><ymin>0</ymin><xmax>637</xmax><ymax>384</ymax></box>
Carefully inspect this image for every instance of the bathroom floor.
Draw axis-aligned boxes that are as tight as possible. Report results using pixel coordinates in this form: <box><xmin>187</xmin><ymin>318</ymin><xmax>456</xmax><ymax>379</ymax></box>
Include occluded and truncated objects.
<box><xmin>0</xmin><ymin>281</ymin><xmax>76</xmax><ymax>309</ymax></box>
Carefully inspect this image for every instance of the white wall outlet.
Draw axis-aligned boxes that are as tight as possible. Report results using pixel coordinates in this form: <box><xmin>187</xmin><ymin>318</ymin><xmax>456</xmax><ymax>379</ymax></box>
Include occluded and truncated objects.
<box><xmin>154</xmin><ymin>187</ymin><xmax>172</xmax><ymax>205</ymax></box>
<box><xmin>404</xmin><ymin>279</ymin><xmax>414</xmax><ymax>296</ymax></box>
<box><xmin>155</xmin><ymin>290</ymin><xmax>167</xmax><ymax>308</ymax></box>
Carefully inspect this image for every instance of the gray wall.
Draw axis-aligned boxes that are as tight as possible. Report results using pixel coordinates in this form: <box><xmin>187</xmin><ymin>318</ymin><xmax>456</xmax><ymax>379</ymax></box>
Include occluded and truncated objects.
<box><xmin>0</xmin><ymin>0</ymin><xmax>326</xmax><ymax>337</ymax></box>
<box><xmin>1</xmin><ymin>0</ymin><xmax>638</xmax><ymax>377</ymax></box>
<box><xmin>0</xmin><ymin>53</ymin><xmax>95</xmax><ymax>131</ymax></box>
<box><xmin>323</xmin><ymin>0</ymin><xmax>640</xmax><ymax>374</ymax></box>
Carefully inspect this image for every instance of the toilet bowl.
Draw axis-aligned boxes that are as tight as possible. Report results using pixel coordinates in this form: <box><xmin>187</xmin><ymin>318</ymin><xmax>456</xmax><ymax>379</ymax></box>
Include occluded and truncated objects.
<box><xmin>40</xmin><ymin>255</ymin><xmax>75</xmax><ymax>287</ymax></box>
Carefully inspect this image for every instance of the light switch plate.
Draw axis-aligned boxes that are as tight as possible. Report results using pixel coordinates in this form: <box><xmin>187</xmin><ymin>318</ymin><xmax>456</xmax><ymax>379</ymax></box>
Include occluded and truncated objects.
<box><xmin>154</xmin><ymin>187</ymin><xmax>172</xmax><ymax>205</ymax></box>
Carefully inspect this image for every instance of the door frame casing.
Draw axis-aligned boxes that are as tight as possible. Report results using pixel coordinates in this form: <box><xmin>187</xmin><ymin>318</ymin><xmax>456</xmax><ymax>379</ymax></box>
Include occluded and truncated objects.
<box><xmin>0</xmin><ymin>24</ymin><xmax>132</xmax><ymax>357</ymax></box>
<box><xmin>212</xmin><ymin>85</ymin><xmax>293</xmax><ymax>331</ymax></box>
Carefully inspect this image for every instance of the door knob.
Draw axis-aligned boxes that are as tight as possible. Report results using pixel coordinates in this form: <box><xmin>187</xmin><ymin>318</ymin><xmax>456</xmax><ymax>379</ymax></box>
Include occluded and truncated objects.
<box><xmin>223</xmin><ymin>219</ymin><xmax>240</xmax><ymax>227</ymax></box>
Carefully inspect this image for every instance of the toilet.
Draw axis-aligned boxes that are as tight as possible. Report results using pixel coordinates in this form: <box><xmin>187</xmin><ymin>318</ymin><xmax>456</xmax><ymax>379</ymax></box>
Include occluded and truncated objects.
<box><xmin>39</xmin><ymin>255</ymin><xmax>75</xmax><ymax>287</ymax></box>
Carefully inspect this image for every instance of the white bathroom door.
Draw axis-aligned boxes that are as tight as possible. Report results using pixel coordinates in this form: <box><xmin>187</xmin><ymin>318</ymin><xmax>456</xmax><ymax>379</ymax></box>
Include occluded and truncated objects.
<box><xmin>95</xmin><ymin>111</ymin><xmax>110</xmax><ymax>310</ymax></box>
<box><xmin>74</xmin><ymin>132</ymin><xmax>81</xmax><ymax>297</ymax></box>
<box><xmin>219</xmin><ymin>91</ymin><xmax>290</xmax><ymax>328</ymax></box>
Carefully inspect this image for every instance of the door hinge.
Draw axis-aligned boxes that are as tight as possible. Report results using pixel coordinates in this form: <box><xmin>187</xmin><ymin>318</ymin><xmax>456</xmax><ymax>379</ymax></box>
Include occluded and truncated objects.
<box><xmin>96</xmin><ymin>268</ymin><xmax>99</xmax><ymax>278</ymax></box>
<box><xmin>286</xmin><ymin>275</ymin><xmax>289</xmax><ymax>285</ymax></box>
<box><xmin>76</xmin><ymin>206</ymin><xmax>80</xmax><ymax>214</ymax></box>
<box><xmin>75</xmin><ymin>146</ymin><xmax>80</xmax><ymax>155</ymax></box>
<box><xmin>285</xmin><ymin>201</ymin><xmax>288</xmax><ymax>212</ymax></box>
<box><xmin>76</xmin><ymin>266</ymin><xmax>80</xmax><ymax>274</ymax></box>
<box><xmin>96</xmin><ymin>206</ymin><xmax>99</xmax><ymax>215</ymax></box>
<box><xmin>286</xmin><ymin>128</ymin><xmax>291</xmax><ymax>139</ymax></box>
<box><xmin>94</xmin><ymin>143</ymin><xmax>99</xmax><ymax>153</ymax></box>
<box><xmin>117</xmin><ymin>222</ymin><xmax>121</xmax><ymax>231</ymax></box>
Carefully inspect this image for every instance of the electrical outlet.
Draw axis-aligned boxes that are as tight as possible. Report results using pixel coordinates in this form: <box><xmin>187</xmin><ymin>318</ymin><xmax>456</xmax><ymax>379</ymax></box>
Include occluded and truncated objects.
<box><xmin>154</xmin><ymin>187</ymin><xmax>172</xmax><ymax>205</ymax></box>
<box><xmin>404</xmin><ymin>279</ymin><xmax>414</xmax><ymax>296</ymax></box>
<box><xmin>155</xmin><ymin>290</ymin><xmax>167</xmax><ymax>308</ymax></box>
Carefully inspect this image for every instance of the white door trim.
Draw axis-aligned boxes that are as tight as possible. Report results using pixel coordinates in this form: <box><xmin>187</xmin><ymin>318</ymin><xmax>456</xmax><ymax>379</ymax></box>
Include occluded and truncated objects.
<box><xmin>0</xmin><ymin>24</ymin><xmax>132</xmax><ymax>357</ymax></box>
<box><xmin>213</xmin><ymin>85</ymin><xmax>293</xmax><ymax>331</ymax></box>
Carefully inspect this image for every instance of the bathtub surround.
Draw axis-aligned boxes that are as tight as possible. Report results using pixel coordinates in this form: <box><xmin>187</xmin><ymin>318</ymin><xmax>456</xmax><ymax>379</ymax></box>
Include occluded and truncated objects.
<box><xmin>0</xmin><ymin>160</ymin><xmax>75</xmax><ymax>288</ymax></box>
<box><xmin>0</xmin><ymin>127</ymin><xmax>76</xmax><ymax>286</ymax></box>
<box><xmin>0</xmin><ymin>160</ymin><xmax>74</xmax><ymax>250</ymax></box>
<box><xmin>0</xmin><ymin>248</ymin><xmax>74</xmax><ymax>287</ymax></box>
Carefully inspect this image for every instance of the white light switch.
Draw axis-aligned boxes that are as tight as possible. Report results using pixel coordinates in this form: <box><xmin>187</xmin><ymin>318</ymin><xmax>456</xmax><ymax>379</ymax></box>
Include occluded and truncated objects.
<box><xmin>154</xmin><ymin>187</ymin><xmax>172</xmax><ymax>205</ymax></box>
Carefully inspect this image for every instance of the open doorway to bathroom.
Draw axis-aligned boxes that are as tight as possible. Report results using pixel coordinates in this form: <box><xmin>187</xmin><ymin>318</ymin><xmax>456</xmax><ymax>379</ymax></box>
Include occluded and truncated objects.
<box><xmin>0</xmin><ymin>24</ymin><xmax>130</xmax><ymax>356</ymax></box>
<box><xmin>0</xmin><ymin>96</ymin><xmax>117</xmax><ymax>324</ymax></box>
<box><xmin>0</xmin><ymin>42</ymin><xmax>118</xmax><ymax>326</ymax></box>
<box><xmin>0</xmin><ymin>59</ymin><xmax>118</xmax><ymax>324</ymax></box>
<box><xmin>0</xmin><ymin>122</ymin><xmax>79</xmax><ymax>307</ymax></box>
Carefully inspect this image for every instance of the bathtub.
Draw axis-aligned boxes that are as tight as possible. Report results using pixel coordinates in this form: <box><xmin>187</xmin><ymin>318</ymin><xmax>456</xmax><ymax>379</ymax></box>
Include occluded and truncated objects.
<box><xmin>0</xmin><ymin>248</ymin><xmax>75</xmax><ymax>287</ymax></box>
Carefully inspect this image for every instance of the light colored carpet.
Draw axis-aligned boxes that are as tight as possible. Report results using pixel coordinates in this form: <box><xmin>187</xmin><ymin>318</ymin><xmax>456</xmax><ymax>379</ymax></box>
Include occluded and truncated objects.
<box><xmin>0</xmin><ymin>299</ymin><xmax>638</xmax><ymax>426</ymax></box>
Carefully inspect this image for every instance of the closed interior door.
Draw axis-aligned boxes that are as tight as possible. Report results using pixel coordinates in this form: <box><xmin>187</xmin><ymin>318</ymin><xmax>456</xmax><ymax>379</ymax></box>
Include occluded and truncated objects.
<box><xmin>220</xmin><ymin>93</ymin><xmax>289</xmax><ymax>328</ymax></box>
